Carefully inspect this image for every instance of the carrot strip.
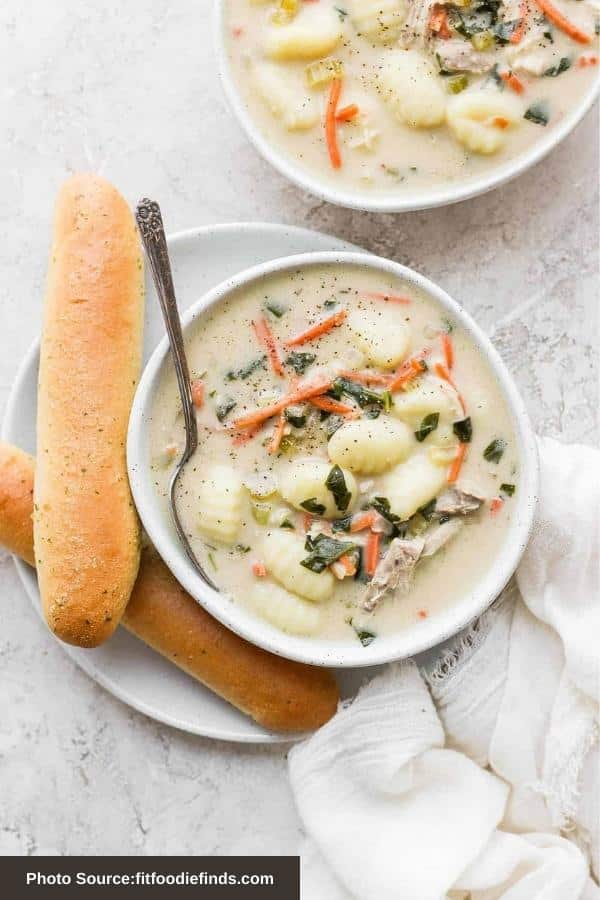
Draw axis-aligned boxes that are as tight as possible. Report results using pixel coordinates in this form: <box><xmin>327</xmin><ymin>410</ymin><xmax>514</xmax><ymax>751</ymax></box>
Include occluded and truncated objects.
<box><xmin>302</xmin><ymin>512</ymin><xmax>314</xmax><ymax>533</ymax></box>
<box><xmin>510</xmin><ymin>0</ymin><xmax>528</xmax><ymax>44</ymax></box>
<box><xmin>338</xmin><ymin>369</ymin><xmax>392</xmax><ymax>386</ymax></box>
<box><xmin>267</xmin><ymin>412</ymin><xmax>287</xmax><ymax>455</ymax></box>
<box><xmin>310</xmin><ymin>396</ymin><xmax>359</xmax><ymax>418</ymax></box>
<box><xmin>365</xmin><ymin>531</ymin><xmax>380</xmax><ymax>577</ymax></box>
<box><xmin>231</xmin><ymin>376</ymin><xmax>333</xmax><ymax>430</ymax></box>
<box><xmin>434</xmin><ymin>362</ymin><xmax>466</xmax><ymax>412</ymax></box>
<box><xmin>349</xmin><ymin>511</ymin><xmax>377</xmax><ymax>533</ymax></box>
<box><xmin>490</xmin><ymin>497</ymin><xmax>504</xmax><ymax>515</ymax></box>
<box><xmin>534</xmin><ymin>0</ymin><xmax>592</xmax><ymax>43</ymax></box>
<box><xmin>231</xmin><ymin>423</ymin><xmax>262</xmax><ymax>447</ymax></box>
<box><xmin>333</xmin><ymin>553</ymin><xmax>358</xmax><ymax>578</ymax></box>
<box><xmin>364</xmin><ymin>291</ymin><xmax>412</xmax><ymax>305</ymax></box>
<box><xmin>578</xmin><ymin>54</ymin><xmax>598</xmax><ymax>66</ymax></box>
<box><xmin>500</xmin><ymin>71</ymin><xmax>525</xmax><ymax>95</ymax></box>
<box><xmin>283</xmin><ymin>309</ymin><xmax>347</xmax><ymax>347</ymax></box>
<box><xmin>251</xmin><ymin>561</ymin><xmax>266</xmax><ymax>578</ymax></box>
<box><xmin>253</xmin><ymin>317</ymin><xmax>284</xmax><ymax>377</ymax></box>
<box><xmin>448</xmin><ymin>443</ymin><xmax>467</xmax><ymax>484</ymax></box>
<box><xmin>440</xmin><ymin>333</ymin><xmax>454</xmax><ymax>369</ymax></box>
<box><xmin>388</xmin><ymin>352</ymin><xmax>429</xmax><ymax>392</ymax></box>
<box><xmin>325</xmin><ymin>78</ymin><xmax>343</xmax><ymax>169</ymax></box>
<box><xmin>336</xmin><ymin>103</ymin><xmax>359</xmax><ymax>123</ymax></box>
<box><xmin>429</xmin><ymin>4</ymin><xmax>452</xmax><ymax>39</ymax></box>
<box><xmin>190</xmin><ymin>378</ymin><xmax>205</xmax><ymax>408</ymax></box>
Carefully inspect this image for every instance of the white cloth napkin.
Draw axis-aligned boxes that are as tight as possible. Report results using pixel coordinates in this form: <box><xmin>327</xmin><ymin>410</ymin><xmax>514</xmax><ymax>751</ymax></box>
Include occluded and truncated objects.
<box><xmin>289</xmin><ymin>438</ymin><xmax>599</xmax><ymax>900</ymax></box>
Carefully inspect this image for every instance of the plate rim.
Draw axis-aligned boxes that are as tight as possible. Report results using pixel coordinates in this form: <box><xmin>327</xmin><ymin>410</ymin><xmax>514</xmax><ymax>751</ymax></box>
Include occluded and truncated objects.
<box><xmin>2</xmin><ymin>220</ymin><xmax>362</xmax><ymax>744</ymax></box>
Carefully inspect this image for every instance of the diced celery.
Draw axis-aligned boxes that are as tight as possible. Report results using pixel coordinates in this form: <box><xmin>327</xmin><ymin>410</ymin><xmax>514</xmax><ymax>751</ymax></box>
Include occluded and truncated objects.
<box><xmin>305</xmin><ymin>57</ymin><xmax>344</xmax><ymax>88</ymax></box>
<box><xmin>447</xmin><ymin>74</ymin><xmax>469</xmax><ymax>94</ymax></box>
<box><xmin>471</xmin><ymin>30</ymin><xmax>494</xmax><ymax>51</ymax></box>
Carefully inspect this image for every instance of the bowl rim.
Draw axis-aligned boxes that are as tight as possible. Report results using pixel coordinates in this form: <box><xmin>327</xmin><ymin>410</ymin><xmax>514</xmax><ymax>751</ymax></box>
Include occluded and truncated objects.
<box><xmin>213</xmin><ymin>0</ymin><xmax>600</xmax><ymax>213</ymax></box>
<box><xmin>128</xmin><ymin>250</ymin><xmax>539</xmax><ymax>667</ymax></box>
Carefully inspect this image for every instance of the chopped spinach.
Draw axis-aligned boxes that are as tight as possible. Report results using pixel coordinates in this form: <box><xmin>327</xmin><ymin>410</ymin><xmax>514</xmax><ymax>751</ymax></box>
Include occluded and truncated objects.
<box><xmin>324</xmin><ymin>415</ymin><xmax>344</xmax><ymax>438</ymax></box>
<box><xmin>333</xmin><ymin>376</ymin><xmax>388</xmax><ymax>409</ymax></box>
<box><xmin>364</xmin><ymin>406</ymin><xmax>382</xmax><ymax>419</ymax></box>
<box><xmin>331</xmin><ymin>514</ymin><xmax>353</xmax><ymax>533</ymax></box>
<box><xmin>284</xmin><ymin>405</ymin><xmax>307</xmax><ymax>428</ymax></box>
<box><xmin>500</xmin><ymin>482</ymin><xmax>516</xmax><ymax>497</ymax></box>
<box><xmin>326</xmin><ymin>464</ymin><xmax>352</xmax><ymax>512</ymax></box>
<box><xmin>484</xmin><ymin>438</ymin><xmax>507</xmax><ymax>463</ymax></box>
<box><xmin>415</xmin><ymin>412</ymin><xmax>440</xmax><ymax>442</ymax></box>
<box><xmin>368</xmin><ymin>496</ymin><xmax>402</xmax><ymax>528</ymax></box>
<box><xmin>215</xmin><ymin>398</ymin><xmax>237</xmax><ymax>422</ymax></box>
<box><xmin>354</xmin><ymin>625</ymin><xmax>377</xmax><ymax>647</ymax></box>
<box><xmin>301</xmin><ymin>533</ymin><xmax>357</xmax><ymax>573</ymax></box>
<box><xmin>493</xmin><ymin>18</ymin><xmax>518</xmax><ymax>43</ymax></box>
<box><xmin>280</xmin><ymin>518</ymin><xmax>295</xmax><ymax>529</ymax></box>
<box><xmin>453</xmin><ymin>417</ymin><xmax>473</xmax><ymax>443</ymax></box>
<box><xmin>226</xmin><ymin>355</ymin><xmax>266</xmax><ymax>381</ymax></box>
<box><xmin>544</xmin><ymin>57</ymin><xmax>571</xmax><ymax>77</ymax></box>
<box><xmin>323</xmin><ymin>298</ymin><xmax>338</xmax><ymax>309</ymax></box>
<box><xmin>265</xmin><ymin>301</ymin><xmax>287</xmax><ymax>318</ymax></box>
<box><xmin>418</xmin><ymin>499</ymin><xmax>437</xmax><ymax>521</ymax></box>
<box><xmin>285</xmin><ymin>351</ymin><xmax>317</xmax><ymax>375</ymax></box>
<box><xmin>300</xmin><ymin>497</ymin><xmax>326</xmax><ymax>516</ymax></box>
<box><xmin>524</xmin><ymin>102</ymin><xmax>549</xmax><ymax>126</ymax></box>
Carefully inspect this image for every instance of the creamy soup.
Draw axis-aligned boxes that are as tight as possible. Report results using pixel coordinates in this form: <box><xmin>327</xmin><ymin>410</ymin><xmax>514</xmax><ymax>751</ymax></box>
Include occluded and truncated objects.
<box><xmin>149</xmin><ymin>263</ymin><xmax>519</xmax><ymax>646</ymax></box>
<box><xmin>223</xmin><ymin>0</ymin><xmax>599</xmax><ymax>196</ymax></box>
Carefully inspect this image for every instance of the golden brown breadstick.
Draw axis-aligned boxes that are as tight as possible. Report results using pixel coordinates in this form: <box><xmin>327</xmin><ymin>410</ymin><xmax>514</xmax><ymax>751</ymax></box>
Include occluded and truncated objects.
<box><xmin>1</xmin><ymin>443</ymin><xmax>339</xmax><ymax>732</ymax></box>
<box><xmin>35</xmin><ymin>174</ymin><xmax>144</xmax><ymax>647</ymax></box>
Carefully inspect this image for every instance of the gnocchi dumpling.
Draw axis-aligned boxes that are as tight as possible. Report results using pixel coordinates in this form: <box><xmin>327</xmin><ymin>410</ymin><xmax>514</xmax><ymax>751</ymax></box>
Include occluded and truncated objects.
<box><xmin>262</xmin><ymin>529</ymin><xmax>334</xmax><ymax>602</ymax></box>
<box><xmin>328</xmin><ymin>417</ymin><xmax>413</xmax><ymax>474</ymax></box>
<box><xmin>252</xmin><ymin>61</ymin><xmax>318</xmax><ymax>131</ymax></box>
<box><xmin>247</xmin><ymin>582</ymin><xmax>321</xmax><ymax>635</ymax></box>
<box><xmin>446</xmin><ymin>90</ymin><xmax>522</xmax><ymax>155</ymax></box>
<box><xmin>264</xmin><ymin>4</ymin><xmax>343</xmax><ymax>61</ymax></box>
<box><xmin>349</xmin><ymin>0</ymin><xmax>407</xmax><ymax>43</ymax></box>
<box><xmin>197</xmin><ymin>464</ymin><xmax>245</xmax><ymax>543</ymax></box>
<box><xmin>347</xmin><ymin>305</ymin><xmax>411</xmax><ymax>369</ymax></box>
<box><xmin>379</xmin><ymin>454</ymin><xmax>448</xmax><ymax>520</ymax></box>
<box><xmin>279</xmin><ymin>457</ymin><xmax>358</xmax><ymax>519</ymax></box>
<box><xmin>390</xmin><ymin>377</ymin><xmax>462</xmax><ymax>427</ymax></box>
<box><xmin>378</xmin><ymin>50</ymin><xmax>446</xmax><ymax>129</ymax></box>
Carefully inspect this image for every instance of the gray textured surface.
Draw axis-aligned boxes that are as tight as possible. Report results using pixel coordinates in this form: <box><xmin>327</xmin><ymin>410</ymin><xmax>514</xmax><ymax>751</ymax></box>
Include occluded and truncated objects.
<box><xmin>0</xmin><ymin>1</ymin><xmax>597</xmax><ymax>856</ymax></box>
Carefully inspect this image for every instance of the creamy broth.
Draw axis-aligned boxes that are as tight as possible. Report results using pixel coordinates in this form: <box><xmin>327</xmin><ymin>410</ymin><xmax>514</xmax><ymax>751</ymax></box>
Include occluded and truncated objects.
<box><xmin>149</xmin><ymin>264</ymin><xmax>520</xmax><ymax>647</ymax></box>
<box><xmin>224</xmin><ymin>0</ymin><xmax>599</xmax><ymax>197</ymax></box>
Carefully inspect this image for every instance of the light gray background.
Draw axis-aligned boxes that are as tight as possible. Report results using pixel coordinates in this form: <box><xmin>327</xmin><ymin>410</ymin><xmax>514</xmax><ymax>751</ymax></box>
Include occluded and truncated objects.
<box><xmin>0</xmin><ymin>1</ymin><xmax>597</xmax><ymax>856</ymax></box>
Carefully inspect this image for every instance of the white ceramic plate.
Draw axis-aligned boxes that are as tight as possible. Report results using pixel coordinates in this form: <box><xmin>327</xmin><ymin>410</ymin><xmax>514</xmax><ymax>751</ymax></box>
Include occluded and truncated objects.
<box><xmin>3</xmin><ymin>222</ymin><xmax>386</xmax><ymax>744</ymax></box>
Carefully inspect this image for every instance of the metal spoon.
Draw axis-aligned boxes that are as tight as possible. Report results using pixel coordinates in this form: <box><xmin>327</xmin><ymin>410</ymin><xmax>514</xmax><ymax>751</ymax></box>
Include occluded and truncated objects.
<box><xmin>135</xmin><ymin>198</ymin><xmax>218</xmax><ymax>591</ymax></box>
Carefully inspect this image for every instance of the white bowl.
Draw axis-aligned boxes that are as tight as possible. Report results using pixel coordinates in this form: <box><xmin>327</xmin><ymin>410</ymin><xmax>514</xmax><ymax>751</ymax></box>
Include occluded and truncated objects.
<box><xmin>214</xmin><ymin>0</ymin><xmax>599</xmax><ymax>213</ymax></box>
<box><xmin>128</xmin><ymin>251</ymin><xmax>539</xmax><ymax>667</ymax></box>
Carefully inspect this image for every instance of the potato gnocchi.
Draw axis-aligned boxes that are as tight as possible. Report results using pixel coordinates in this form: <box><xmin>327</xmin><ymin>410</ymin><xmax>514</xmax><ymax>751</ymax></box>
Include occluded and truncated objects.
<box><xmin>152</xmin><ymin>262</ymin><xmax>518</xmax><ymax>644</ymax></box>
<box><xmin>225</xmin><ymin>0</ymin><xmax>599</xmax><ymax>197</ymax></box>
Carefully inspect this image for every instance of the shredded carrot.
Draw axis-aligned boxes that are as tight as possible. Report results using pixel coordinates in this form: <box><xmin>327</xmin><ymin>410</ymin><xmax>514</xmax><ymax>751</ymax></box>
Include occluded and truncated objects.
<box><xmin>578</xmin><ymin>54</ymin><xmax>599</xmax><ymax>66</ymax></box>
<box><xmin>493</xmin><ymin>116</ymin><xmax>511</xmax><ymax>129</ymax></box>
<box><xmin>310</xmin><ymin>396</ymin><xmax>359</xmax><ymax>418</ymax></box>
<box><xmin>338</xmin><ymin>369</ymin><xmax>392</xmax><ymax>386</ymax></box>
<box><xmin>251</xmin><ymin>561</ymin><xmax>266</xmax><ymax>577</ymax></box>
<box><xmin>429</xmin><ymin>4</ymin><xmax>452</xmax><ymax>39</ymax></box>
<box><xmin>510</xmin><ymin>0</ymin><xmax>528</xmax><ymax>44</ymax></box>
<box><xmin>232</xmin><ymin>376</ymin><xmax>333</xmax><ymax>430</ymax></box>
<box><xmin>500</xmin><ymin>71</ymin><xmax>525</xmax><ymax>95</ymax></box>
<box><xmin>232</xmin><ymin>26</ymin><xmax>244</xmax><ymax>38</ymax></box>
<box><xmin>364</xmin><ymin>291</ymin><xmax>412</xmax><ymax>305</ymax></box>
<box><xmin>490</xmin><ymin>497</ymin><xmax>504</xmax><ymax>515</ymax></box>
<box><xmin>325</xmin><ymin>78</ymin><xmax>343</xmax><ymax>169</ymax></box>
<box><xmin>284</xmin><ymin>309</ymin><xmax>347</xmax><ymax>347</ymax></box>
<box><xmin>388</xmin><ymin>352</ymin><xmax>429</xmax><ymax>392</ymax></box>
<box><xmin>534</xmin><ymin>0</ymin><xmax>592</xmax><ymax>43</ymax></box>
<box><xmin>440</xmin><ymin>333</ymin><xmax>454</xmax><ymax>369</ymax></box>
<box><xmin>190</xmin><ymin>378</ymin><xmax>205</xmax><ymax>408</ymax></box>
<box><xmin>349</xmin><ymin>511</ymin><xmax>377</xmax><ymax>533</ymax></box>
<box><xmin>302</xmin><ymin>512</ymin><xmax>314</xmax><ymax>532</ymax></box>
<box><xmin>334</xmin><ymin>553</ymin><xmax>358</xmax><ymax>578</ymax></box>
<box><xmin>434</xmin><ymin>362</ymin><xmax>466</xmax><ymax>412</ymax></box>
<box><xmin>336</xmin><ymin>103</ymin><xmax>360</xmax><ymax>123</ymax></box>
<box><xmin>417</xmin><ymin>609</ymin><xmax>429</xmax><ymax>620</ymax></box>
<box><xmin>231</xmin><ymin>423</ymin><xmax>262</xmax><ymax>447</ymax></box>
<box><xmin>448</xmin><ymin>442</ymin><xmax>467</xmax><ymax>484</ymax></box>
<box><xmin>253</xmin><ymin>317</ymin><xmax>284</xmax><ymax>377</ymax></box>
<box><xmin>365</xmin><ymin>531</ymin><xmax>381</xmax><ymax>577</ymax></box>
<box><xmin>267</xmin><ymin>412</ymin><xmax>287</xmax><ymax>455</ymax></box>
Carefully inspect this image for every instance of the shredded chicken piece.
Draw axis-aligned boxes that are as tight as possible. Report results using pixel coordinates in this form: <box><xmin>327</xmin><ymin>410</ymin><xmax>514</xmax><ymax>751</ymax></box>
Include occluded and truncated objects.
<box><xmin>400</xmin><ymin>0</ymin><xmax>437</xmax><ymax>47</ymax></box>
<box><xmin>435</xmin><ymin>38</ymin><xmax>497</xmax><ymax>73</ymax></box>
<box><xmin>361</xmin><ymin>537</ymin><xmax>425</xmax><ymax>612</ymax></box>
<box><xmin>435</xmin><ymin>486</ymin><xmax>485</xmax><ymax>516</ymax></box>
<box><xmin>422</xmin><ymin>517</ymin><xmax>464</xmax><ymax>557</ymax></box>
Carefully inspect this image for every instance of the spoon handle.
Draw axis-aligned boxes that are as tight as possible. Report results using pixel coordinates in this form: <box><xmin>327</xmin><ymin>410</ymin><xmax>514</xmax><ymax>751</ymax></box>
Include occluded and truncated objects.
<box><xmin>135</xmin><ymin>198</ymin><xmax>197</xmax><ymax>458</ymax></box>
